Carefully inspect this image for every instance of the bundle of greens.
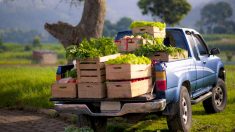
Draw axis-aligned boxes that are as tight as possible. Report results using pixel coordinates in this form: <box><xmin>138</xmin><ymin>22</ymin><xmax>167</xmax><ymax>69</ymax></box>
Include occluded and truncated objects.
<box><xmin>134</xmin><ymin>33</ymin><xmax>164</xmax><ymax>45</ymax></box>
<box><xmin>130</xmin><ymin>21</ymin><xmax>166</xmax><ymax>31</ymax></box>
<box><xmin>134</xmin><ymin>44</ymin><xmax>185</xmax><ymax>57</ymax></box>
<box><xmin>66</xmin><ymin>37</ymin><xmax>118</xmax><ymax>60</ymax></box>
<box><xmin>64</xmin><ymin>69</ymin><xmax>77</xmax><ymax>78</ymax></box>
<box><xmin>106</xmin><ymin>54</ymin><xmax>151</xmax><ymax>65</ymax></box>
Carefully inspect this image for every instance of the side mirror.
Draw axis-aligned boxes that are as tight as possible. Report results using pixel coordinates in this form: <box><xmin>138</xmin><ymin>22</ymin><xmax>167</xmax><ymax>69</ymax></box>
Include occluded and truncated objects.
<box><xmin>210</xmin><ymin>48</ymin><xmax>220</xmax><ymax>55</ymax></box>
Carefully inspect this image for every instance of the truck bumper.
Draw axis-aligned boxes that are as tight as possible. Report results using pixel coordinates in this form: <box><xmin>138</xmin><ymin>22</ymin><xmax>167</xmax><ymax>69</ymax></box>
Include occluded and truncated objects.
<box><xmin>54</xmin><ymin>99</ymin><xmax>166</xmax><ymax>116</ymax></box>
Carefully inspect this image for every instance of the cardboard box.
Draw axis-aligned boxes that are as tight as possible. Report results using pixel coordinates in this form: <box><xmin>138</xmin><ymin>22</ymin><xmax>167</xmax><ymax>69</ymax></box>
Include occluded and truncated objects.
<box><xmin>78</xmin><ymin>83</ymin><xmax>106</xmax><ymax>98</ymax></box>
<box><xmin>107</xmin><ymin>78</ymin><xmax>152</xmax><ymax>98</ymax></box>
<box><xmin>106</xmin><ymin>64</ymin><xmax>151</xmax><ymax>80</ymax></box>
<box><xmin>76</xmin><ymin>54</ymin><xmax>120</xmax><ymax>83</ymax></box>
<box><xmin>150</xmin><ymin>50</ymin><xmax>188</xmax><ymax>62</ymax></box>
<box><xmin>51</xmin><ymin>83</ymin><xmax>77</xmax><ymax>98</ymax></box>
<box><xmin>132</xmin><ymin>26</ymin><xmax>166</xmax><ymax>38</ymax></box>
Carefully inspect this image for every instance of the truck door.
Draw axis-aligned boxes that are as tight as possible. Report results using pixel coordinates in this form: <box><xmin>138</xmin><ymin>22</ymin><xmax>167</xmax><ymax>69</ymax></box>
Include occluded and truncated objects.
<box><xmin>186</xmin><ymin>33</ymin><xmax>204</xmax><ymax>94</ymax></box>
<box><xmin>192</xmin><ymin>34</ymin><xmax>217</xmax><ymax>87</ymax></box>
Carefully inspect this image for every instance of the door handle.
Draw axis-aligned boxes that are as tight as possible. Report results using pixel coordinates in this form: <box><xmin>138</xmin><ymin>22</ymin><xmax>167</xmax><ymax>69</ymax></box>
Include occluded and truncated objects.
<box><xmin>203</xmin><ymin>61</ymin><xmax>206</xmax><ymax>64</ymax></box>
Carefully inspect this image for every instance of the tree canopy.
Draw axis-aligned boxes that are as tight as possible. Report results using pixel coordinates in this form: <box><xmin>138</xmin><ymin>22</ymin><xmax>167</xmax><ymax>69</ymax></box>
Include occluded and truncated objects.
<box><xmin>103</xmin><ymin>17</ymin><xmax>133</xmax><ymax>37</ymax></box>
<box><xmin>198</xmin><ymin>1</ymin><xmax>235</xmax><ymax>34</ymax></box>
<box><xmin>138</xmin><ymin>0</ymin><xmax>191</xmax><ymax>26</ymax></box>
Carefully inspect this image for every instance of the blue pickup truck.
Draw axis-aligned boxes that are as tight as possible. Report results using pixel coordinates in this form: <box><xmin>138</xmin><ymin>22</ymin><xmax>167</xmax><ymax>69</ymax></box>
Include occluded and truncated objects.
<box><xmin>51</xmin><ymin>28</ymin><xmax>227</xmax><ymax>132</ymax></box>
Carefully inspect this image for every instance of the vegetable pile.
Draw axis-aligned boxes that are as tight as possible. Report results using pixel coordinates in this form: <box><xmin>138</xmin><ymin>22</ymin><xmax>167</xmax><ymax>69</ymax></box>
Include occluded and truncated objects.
<box><xmin>106</xmin><ymin>54</ymin><xmax>151</xmax><ymax>65</ymax></box>
<box><xmin>66</xmin><ymin>37</ymin><xmax>118</xmax><ymax>60</ymax></box>
<box><xmin>130</xmin><ymin>21</ymin><xmax>166</xmax><ymax>30</ymax></box>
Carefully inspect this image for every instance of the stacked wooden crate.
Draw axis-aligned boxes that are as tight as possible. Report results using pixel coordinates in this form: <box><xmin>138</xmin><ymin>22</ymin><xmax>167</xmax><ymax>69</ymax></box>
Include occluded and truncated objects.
<box><xmin>77</xmin><ymin>54</ymin><xmax>120</xmax><ymax>98</ymax></box>
<box><xmin>106</xmin><ymin>64</ymin><xmax>152</xmax><ymax>98</ymax></box>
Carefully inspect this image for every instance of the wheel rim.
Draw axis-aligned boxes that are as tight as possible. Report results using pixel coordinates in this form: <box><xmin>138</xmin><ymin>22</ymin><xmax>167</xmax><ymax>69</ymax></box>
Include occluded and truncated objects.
<box><xmin>214</xmin><ymin>86</ymin><xmax>224</xmax><ymax>107</ymax></box>
<box><xmin>182</xmin><ymin>97</ymin><xmax>188</xmax><ymax>124</ymax></box>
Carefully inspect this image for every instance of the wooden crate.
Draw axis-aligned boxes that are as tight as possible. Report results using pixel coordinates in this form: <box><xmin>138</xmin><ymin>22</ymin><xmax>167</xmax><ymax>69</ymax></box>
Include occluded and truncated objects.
<box><xmin>132</xmin><ymin>26</ymin><xmax>166</xmax><ymax>38</ymax></box>
<box><xmin>117</xmin><ymin>38</ymin><xmax>153</xmax><ymax>52</ymax></box>
<box><xmin>106</xmin><ymin>78</ymin><xmax>152</xmax><ymax>98</ymax></box>
<box><xmin>51</xmin><ymin>83</ymin><xmax>77</xmax><ymax>98</ymax></box>
<box><xmin>76</xmin><ymin>54</ymin><xmax>120</xmax><ymax>83</ymax></box>
<box><xmin>106</xmin><ymin>64</ymin><xmax>151</xmax><ymax>80</ymax></box>
<box><xmin>78</xmin><ymin>83</ymin><xmax>106</xmax><ymax>98</ymax></box>
<box><xmin>150</xmin><ymin>51</ymin><xmax>188</xmax><ymax>62</ymax></box>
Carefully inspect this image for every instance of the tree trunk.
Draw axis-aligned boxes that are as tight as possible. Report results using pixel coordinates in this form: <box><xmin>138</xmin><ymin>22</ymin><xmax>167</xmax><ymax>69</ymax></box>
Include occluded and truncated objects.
<box><xmin>44</xmin><ymin>0</ymin><xmax>106</xmax><ymax>48</ymax></box>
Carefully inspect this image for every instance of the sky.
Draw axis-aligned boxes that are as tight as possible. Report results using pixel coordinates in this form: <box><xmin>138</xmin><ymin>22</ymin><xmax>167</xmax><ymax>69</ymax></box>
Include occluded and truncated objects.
<box><xmin>0</xmin><ymin>0</ymin><xmax>234</xmax><ymax>33</ymax></box>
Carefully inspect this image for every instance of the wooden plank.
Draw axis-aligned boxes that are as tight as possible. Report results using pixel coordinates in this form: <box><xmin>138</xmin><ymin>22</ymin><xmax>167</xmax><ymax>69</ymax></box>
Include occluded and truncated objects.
<box><xmin>150</xmin><ymin>51</ymin><xmax>188</xmax><ymax>62</ymax></box>
<box><xmin>78</xmin><ymin>83</ymin><xmax>106</xmax><ymax>98</ymax></box>
<box><xmin>79</xmin><ymin>76</ymin><xmax>106</xmax><ymax>83</ymax></box>
<box><xmin>107</xmin><ymin>78</ymin><xmax>152</xmax><ymax>98</ymax></box>
<box><xmin>51</xmin><ymin>83</ymin><xmax>77</xmax><ymax>98</ymax></box>
<box><xmin>106</xmin><ymin>64</ymin><xmax>151</xmax><ymax>80</ymax></box>
<box><xmin>80</xmin><ymin>69</ymin><xmax>105</xmax><ymax>76</ymax></box>
<box><xmin>132</xmin><ymin>26</ymin><xmax>166</xmax><ymax>38</ymax></box>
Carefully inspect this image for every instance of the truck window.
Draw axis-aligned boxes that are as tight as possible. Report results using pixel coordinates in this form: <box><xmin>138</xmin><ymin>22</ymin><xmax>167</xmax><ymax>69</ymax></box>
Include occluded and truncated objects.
<box><xmin>164</xmin><ymin>30</ymin><xmax>188</xmax><ymax>51</ymax></box>
<box><xmin>193</xmin><ymin>34</ymin><xmax>209</xmax><ymax>56</ymax></box>
<box><xmin>186</xmin><ymin>34</ymin><xmax>200</xmax><ymax>60</ymax></box>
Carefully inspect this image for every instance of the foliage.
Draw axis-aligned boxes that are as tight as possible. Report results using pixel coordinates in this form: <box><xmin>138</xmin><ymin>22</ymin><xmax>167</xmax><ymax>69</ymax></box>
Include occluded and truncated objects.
<box><xmin>137</xmin><ymin>0</ymin><xmax>191</xmax><ymax>25</ymax></box>
<box><xmin>66</xmin><ymin>37</ymin><xmax>118</xmax><ymax>60</ymax></box>
<box><xmin>32</xmin><ymin>36</ymin><xmax>42</xmax><ymax>48</ymax></box>
<box><xmin>130</xmin><ymin>21</ymin><xmax>166</xmax><ymax>30</ymax></box>
<box><xmin>65</xmin><ymin>69</ymin><xmax>77</xmax><ymax>78</ymax></box>
<box><xmin>106</xmin><ymin>54</ymin><xmax>151</xmax><ymax>65</ymax></box>
<box><xmin>0</xmin><ymin>29</ymin><xmax>42</xmax><ymax>43</ymax></box>
<box><xmin>134</xmin><ymin>33</ymin><xmax>164</xmax><ymax>45</ymax></box>
<box><xmin>103</xmin><ymin>17</ymin><xmax>133</xmax><ymax>37</ymax></box>
<box><xmin>198</xmin><ymin>1</ymin><xmax>235</xmax><ymax>34</ymax></box>
<box><xmin>135</xmin><ymin>44</ymin><xmax>185</xmax><ymax>57</ymax></box>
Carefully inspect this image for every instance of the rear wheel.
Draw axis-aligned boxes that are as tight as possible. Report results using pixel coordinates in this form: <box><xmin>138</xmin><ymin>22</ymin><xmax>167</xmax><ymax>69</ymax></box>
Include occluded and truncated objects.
<box><xmin>167</xmin><ymin>86</ymin><xmax>192</xmax><ymax>132</ymax></box>
<box><xmin>203</xmin><ymin>78</ymin><xmax>227</xmax><ymax>113</ymax></box>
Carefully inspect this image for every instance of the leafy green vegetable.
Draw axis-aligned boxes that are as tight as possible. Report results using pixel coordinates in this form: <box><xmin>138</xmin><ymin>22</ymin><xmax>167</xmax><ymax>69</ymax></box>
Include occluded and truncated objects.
<box><xmin>134</xmin><ymin>44</ymin><xmax>185</xmax><ymax>57</ymax></box>
<box><xmin>106</xmin><ymin>54</ymin><xmax>151</xmax><ymax>65</ymax></box>
<box><xmin>64</xmin><ymin>69</ymin><xmax>77</xmax><ymax>78</ymax></box>
<box><xmin>66</xmin><ymin>37</ymin><xmax>118</xmax><ymax>60</ymax></box>
<box><xmin>134</xmin><ymin>33</ymin><xmax>164</xmax><ymax>45</ymax></box>
<box><xmin>130</xmin><ymin>21</ymin><xmax>166</xmax><ymax>30</ymax></box>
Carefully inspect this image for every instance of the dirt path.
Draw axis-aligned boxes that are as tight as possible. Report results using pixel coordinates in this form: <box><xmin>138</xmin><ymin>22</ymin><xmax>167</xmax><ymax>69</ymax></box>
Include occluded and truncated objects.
<box><xmin>0</xmin><ymin>109</ymin><xmax>69</xmax><ymax>132</ymax></box>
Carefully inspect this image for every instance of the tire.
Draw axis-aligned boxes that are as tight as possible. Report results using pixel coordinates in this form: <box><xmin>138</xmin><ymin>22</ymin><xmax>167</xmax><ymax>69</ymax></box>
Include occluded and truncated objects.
<box><xmin>203</xmin><ymin>78</ymin><xmax>227</xmax><ymax>113</ymax></box>
<box><xmin>167</xmin><ymin>86</ymin><xmax>192</xmax><ymax>132</ymax></box>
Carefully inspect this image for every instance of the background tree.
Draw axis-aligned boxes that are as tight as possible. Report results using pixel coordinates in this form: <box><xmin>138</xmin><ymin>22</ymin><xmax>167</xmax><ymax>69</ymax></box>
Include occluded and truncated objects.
<box><xmin>44</xmin><ymin>0</ymin><xmax>106</xmax><ymax>49</ymax></box>
<box><xmin>138</xmin><ymin>0</ymin><xmax>191</xmax><ymax>26</ymax></box>
<box><xmin>32</xmin><ymin>36</ymin><xmax>42</xmax><ymax>48</ymax></box>
<box><xmin>103</xmin><ymin>17</ymin><xmax>133</xmax><ymax>37</ymax></box>
<box><xmin>198</xmin><ymin>1</ymin><xmax>235</xmax><ymax>34</ymax></box>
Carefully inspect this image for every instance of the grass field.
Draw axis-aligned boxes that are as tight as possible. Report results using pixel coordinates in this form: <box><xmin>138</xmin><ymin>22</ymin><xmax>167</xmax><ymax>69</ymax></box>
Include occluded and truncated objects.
<box><xmin>0</xmin><ymin>65</ymin><xmax>234</xmax><ymax>131</ymax></box>
<box><xmin>0</xmin><ymin>65</ymin><xmax>56</xmax><ymax>109</ymax></box>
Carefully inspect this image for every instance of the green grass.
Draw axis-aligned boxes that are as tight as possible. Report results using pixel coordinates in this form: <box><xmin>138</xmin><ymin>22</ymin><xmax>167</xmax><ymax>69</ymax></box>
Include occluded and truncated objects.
<box><xmin>0</xmin><ymin>65</ymin><xmax>56</xmax><ymax>109</ymax></box>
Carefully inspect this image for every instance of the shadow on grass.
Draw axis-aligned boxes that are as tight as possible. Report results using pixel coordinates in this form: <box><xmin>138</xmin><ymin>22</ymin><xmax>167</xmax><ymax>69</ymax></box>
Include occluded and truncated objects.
<box><xmin>107</xmin><ymin>115</ymin><xmax>169</xmax><ymax>132</ymax></box>
<box><xmin>192</xmin><ymin>110</ymin><xmax>207</xmax><ymax>115</ymax></box>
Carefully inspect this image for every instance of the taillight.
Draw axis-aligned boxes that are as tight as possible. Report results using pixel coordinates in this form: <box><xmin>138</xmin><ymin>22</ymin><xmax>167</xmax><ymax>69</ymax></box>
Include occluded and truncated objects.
<box><xmin>56</xmin><ymin>74</ymin><xmax>61</xmax><ymax>81</ymax></box>
<box><xmin>155</xmin><ymin>71</ymin><xmax>166</xmax><ymax>91</ymax></box>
